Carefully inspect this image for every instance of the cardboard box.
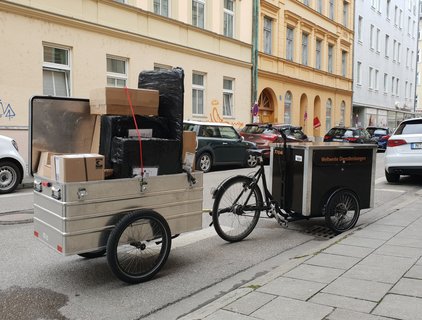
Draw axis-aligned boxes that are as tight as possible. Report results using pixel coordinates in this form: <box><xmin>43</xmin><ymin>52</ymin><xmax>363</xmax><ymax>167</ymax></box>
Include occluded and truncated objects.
<box><xmin>90</xmin><ymin>115</ymin><xmax>101</xmax><ymax>154</ymax></box>
<box><xmin>37</xmin><ymin>151</ymin><xmax>56</xmax><ymax>179</ymax></box>
<box><xmin>89</xmin><ymin>87</ymin><xmax>159</xmax><ymax>116</ymax></box>
<box><xmin>52</xmin><ymin>154</ymin><xmax>105</xmax><ymax>183</ymax></box>
<box><xmin>183</xmin><ymin>131</ymin><xmax>197</xmax><ymax>171</ymax></box>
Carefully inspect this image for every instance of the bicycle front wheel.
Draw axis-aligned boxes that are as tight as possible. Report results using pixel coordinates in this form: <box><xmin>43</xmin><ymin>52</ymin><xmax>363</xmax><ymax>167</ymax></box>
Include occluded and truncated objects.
<box><xmin>212</xmin><ymin>176</ymin><xmax>263</xmax><ymax>242</ymax></box>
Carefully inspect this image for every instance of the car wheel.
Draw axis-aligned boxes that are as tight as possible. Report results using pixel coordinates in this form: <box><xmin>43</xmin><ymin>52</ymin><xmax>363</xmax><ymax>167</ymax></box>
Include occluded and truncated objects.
<box><xmin>0</xmin><ymin>161</ymin><xmax>22</xmax><ymax>194</ymax></box>
<box><xmin>245</xmin><ymin>154</ymin><xmax>257</xmax><ymax>168</ymax></box>
<box><xmin>196</xmin><ymin>152</ymin><xmax>212</xmax><ymax>173</ymax></box>
<box><xmin>385</xmin><ymin>170</ymin><xmax>400</xmax><ymax>183</ymax></box>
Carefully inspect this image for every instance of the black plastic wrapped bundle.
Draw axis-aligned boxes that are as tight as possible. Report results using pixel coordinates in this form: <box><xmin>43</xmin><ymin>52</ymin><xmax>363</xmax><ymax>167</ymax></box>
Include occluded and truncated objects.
<box><xmin>110</xmin><ymin>137</ymin><xmax>182</xmax><ymax>178</ymax></box>
<box><xmin>99</xmin><ymin>115</ymin><xmax>171</xmax><ymax>168</ymax></box>
<box><xmin>138</xmin><ymin>68</ymin><xmax>184</xmax><ymax>142</ymax></box>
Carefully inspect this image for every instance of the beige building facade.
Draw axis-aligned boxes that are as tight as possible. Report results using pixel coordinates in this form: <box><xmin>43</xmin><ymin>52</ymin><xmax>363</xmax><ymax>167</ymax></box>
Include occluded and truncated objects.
<box><xmin>256</xmin><ymin>0</ymin><xmax>354</xmax><ymax>140</ymax></box>
<box><xmin>0</xmin><ymin>0</ymin><xmax>253</xmax><ymax>163</ymax></box>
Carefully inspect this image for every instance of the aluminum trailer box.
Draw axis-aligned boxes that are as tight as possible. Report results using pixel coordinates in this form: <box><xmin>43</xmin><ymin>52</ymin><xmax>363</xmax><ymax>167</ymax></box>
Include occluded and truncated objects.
<box><xmin>270</xmin><ymin>142</ymin><xmax>377</xmax><ymax>217</ymax></box>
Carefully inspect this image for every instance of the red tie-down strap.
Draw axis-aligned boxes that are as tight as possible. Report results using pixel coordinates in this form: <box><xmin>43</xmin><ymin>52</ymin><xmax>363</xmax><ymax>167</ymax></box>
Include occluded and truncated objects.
<box><xmin>125</xmin><ymin>87</ymin><xmax>144</xmax><ymax>177</ymax></box>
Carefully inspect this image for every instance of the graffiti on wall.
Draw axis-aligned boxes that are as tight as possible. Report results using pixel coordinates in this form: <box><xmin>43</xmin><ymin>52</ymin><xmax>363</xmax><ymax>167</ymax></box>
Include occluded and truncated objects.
<box><xmin>0</xmin><ymin>99</ymin><xmax>16</xmax><ymax>120</ymax></box>
<box><xmin>208</xmin><ymin>102</ymin><xmax>245</xmax><ymax>129</ymax></box>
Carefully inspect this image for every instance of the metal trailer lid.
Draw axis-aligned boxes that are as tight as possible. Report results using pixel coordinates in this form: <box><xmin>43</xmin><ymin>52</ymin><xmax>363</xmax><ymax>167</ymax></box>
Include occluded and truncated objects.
<box><xmin>270</xmin><ymin>141</ymin><xmax>378</xmax><ymax>151</ymax></box>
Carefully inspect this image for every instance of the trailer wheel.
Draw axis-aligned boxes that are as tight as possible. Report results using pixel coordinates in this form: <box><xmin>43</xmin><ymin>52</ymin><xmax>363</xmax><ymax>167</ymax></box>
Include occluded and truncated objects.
<box><xmin>106</xmin><ymin>210</ymin><xmax>171</xmax><ymax>284</ymax></box>
<box><xmin>323</xmin><ymin>189</ymin><xmax>360</xmax><ymax>234</ymax></box>
<box><xmin>78</xmin><ymin>249</ymin><xmax>106</xmax><ymax>259</ymax></box>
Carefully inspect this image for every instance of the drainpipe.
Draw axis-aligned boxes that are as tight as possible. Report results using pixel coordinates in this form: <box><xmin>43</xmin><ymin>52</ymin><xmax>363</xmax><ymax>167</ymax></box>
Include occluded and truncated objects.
<box><xmin>251</xmin><ymin>0</ymin><xmax>259</xmax><ymax>122</ymax></box>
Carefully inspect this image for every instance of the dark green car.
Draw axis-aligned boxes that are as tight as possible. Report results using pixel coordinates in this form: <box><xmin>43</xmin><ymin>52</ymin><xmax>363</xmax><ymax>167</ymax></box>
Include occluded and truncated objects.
<box><xmin>183</xmin><ymin>121</ymin><xmax>258</xmax><ymax>173</ymax></box>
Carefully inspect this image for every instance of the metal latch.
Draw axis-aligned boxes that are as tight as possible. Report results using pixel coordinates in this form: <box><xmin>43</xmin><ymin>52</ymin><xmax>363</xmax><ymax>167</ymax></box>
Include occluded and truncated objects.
<box><xmin>77</xmin><ymin>188</ymin><xmax>87</xmax><ymax>200</ymax></box>
<box><xmin>51</xmin><ymin>186</ymin><xmax>62</xmax><ymax>200</ymax></box>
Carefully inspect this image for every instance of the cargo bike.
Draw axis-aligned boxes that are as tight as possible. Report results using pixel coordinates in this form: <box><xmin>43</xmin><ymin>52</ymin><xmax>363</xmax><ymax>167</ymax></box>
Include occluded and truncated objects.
<box><xmin>30</xmin><ymin>70</ymin><xmax>203</xmax><ymax>284</ymax></box>
<box><xmin>211</xmin><ymin>135</ymin><xmax>377</xmax><ymax>242</ymax></box>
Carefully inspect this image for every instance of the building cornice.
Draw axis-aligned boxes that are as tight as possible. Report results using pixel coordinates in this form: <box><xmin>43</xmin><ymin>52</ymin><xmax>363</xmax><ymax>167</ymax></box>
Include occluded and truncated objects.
<box><xmin>260</xmin><ymin>0</ymin><xmax>280</xmax><ymax>13</ymax></box>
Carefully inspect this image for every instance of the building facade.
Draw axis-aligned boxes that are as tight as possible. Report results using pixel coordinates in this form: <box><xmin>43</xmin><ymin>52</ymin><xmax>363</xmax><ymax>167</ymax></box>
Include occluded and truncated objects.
<box><xmin>0</xmin><ymin>0</ymin><xmax>253</xmax><ymax>163</ymax></box>
<box><xmin>416</xmin><ymin>1</ymin><xmax>422</xmax><ymax>116</ymax></box>
<box><xmin>256</xmin><ymin>0</ymin><xmax>354</xmax><ymax>140</ymax></box>
<box><xmin>353</xmin><ymin>0</ymin><xmax>419</xmax><ymax>131</ymax></box>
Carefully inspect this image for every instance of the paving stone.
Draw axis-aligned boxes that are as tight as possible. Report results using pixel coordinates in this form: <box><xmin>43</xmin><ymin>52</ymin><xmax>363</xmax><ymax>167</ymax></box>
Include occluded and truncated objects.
<box><xmin>374</xmin><ymin>244</ymin><xmax>422</xmax><ymax>258</ymax></box>
<box><xmin>386</xmin><ymin>237</ymin><xmax>422</xmax><ymax>248</ymax></box>
<box><xmin>375</xmin><ymin>214</ymin><xmax>415</xmax><ymax>227</ymax></box>
<box><xmin>339</xmin><ymin>236</ymin><xmax>385</xmax><ymax>249</ymax></box>
<box><xmin>322</xmin><ymin>277</ymin><xmax>391</xmax><ymax>302</ymax></box>
<box><xmin>323</xmin><ymin>244</ymin><xmax>374</xmax><ymax>258</ymax></box>
<box><xmin>363</xmin><ymin>224</ymin><xmax>404</xmax><ymax>233</ymax></box>
<box><xmin>391</xmin><ymin>278</ymin><xmax>422</xmax><ymax>298</ymax></box>
<box><xmin>325</xmin><ymin>308</ymin><xmax>391</xmax><ymax>320</ymax></box>
<box><xmin>283</xmin><ymin>264</ymin><xmax>344</xmax><ymax>284</ymax></box>
<box><xmin>257</xmin><ymin>277</ymin><xmax>326</xmax><ymax>301</ymax></box>
<box><xmin>405</xmin><ymin>265</ymin><xmax>422</xmax><ymax>279</ymax></box>
<box><xmin>204</xmin><ymin>309</ymin><xmax>255</xmax><ymax>320</ymax></box>
<box><xmin>343</xmin><ymin>254</ymin><xmax>415</xmax><ymax>284</ymax></box>
<box><xmin>372</xmin><ymin>294</ymin><xmax>422</xmax><ymax>320</ymax></box>
<box><xmin>251</xmin><ymin>296</ymin><xmax>333</xmax><ymax>320</ymax></box>
<box><xmin>418</xmin><ymin>257</ymin><xmax>422</xmax><ymax>265</ymax></box>
<box><xmin>352</xmin><ymin>229</ymin><xmax>395</xmax><ymax>241</ymax></box>
<box><xmin>305</xmin><ymin>253</ymin><xmax>360</xmax><ymax>270</ymax></box>
<box><xmin>309</xmin><ymin>292</ymin><xmax>376</xmax><ymax>313</ymax></box>
<box><xmin>223</xmin><ymin>291</ymin><xmax>275</xmax><ymax>316</ymax></box>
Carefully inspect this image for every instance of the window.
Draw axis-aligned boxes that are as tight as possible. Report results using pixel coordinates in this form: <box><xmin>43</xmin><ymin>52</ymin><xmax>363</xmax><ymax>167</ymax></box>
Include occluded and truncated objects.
<box><xmin>405</xmin><ymin>81</ymin><xmax>408</xmax><ymax>99</ymax></box>
<box><xmin>224</xmin><ymin>0</ymin><xmax>234</xmax><ymax>38</ymax></box>
<box><xmin>284</xmin><ymin>91</ymin><xmax>292</xmax><ymax>124</ymax></box>
<box><xmin>340</xmin><ymin>101</ymin><xmax>346</xmax><ymax>125</ymax></box>
<box><xmin>394</xmin><ymin>6</ymin><xmax>398</xmax><ymax>26</ymax></box>
<box><xmin>393</xmin><ymin>39</ymin><xmax>396</xmax><ymax>61</ymax></box>
<box><xmin>154</xmin><ymin>0</ymin><xmax>169</xmax><ymax>17</ymax></box>
<box><xmin>263</xmin><ymin>17</ymin><xmax>272</xmax><ymax>54</ymax></box>
<box><xmin>43</xmin><ymin>45</ymin><xmax>71</xmax><ymax>96</ymax></box>
<box><xmin>329</xmin><ymin>0</ymin><xmax>334</xmax><ymax>20</ymax></box>
<box><xmin>302</xmin><ymin>33</ymin><xmax>309</xmax><ymax>66</ymax></box>
<box><xmin>358</xmin><ymin>16</ymin><xmax>363</xmax><ymax>42</ymax></box>
<box><xmin>408</xmin><ymin>17</ymin><xmax>411</xmax><ymax>35</ymax></box>
<box><xmin>391</xmin><ymin>76</ymin><xmax>395</xmax><ymax>94</ymax></box>
<box><xmin>343</xmin><ymin>1</ymin><xmax>349</xmax><ymax>27</ymax></box>
<box><xmin>406</xmin><ymin>48</ymin><xmax>410</xmax><ymax>67</ymax></box>
<box><xmin>316</xmin><ymin>39</ymin><xmax>322</xmax><ymax>70</ymax></box>
<box><xmin>399</xmin><ymin>9</ymin><xmax>403</xmax><ymax>28</ymax></box>
<box><xmin>396</xmin><ymin>78</ymin><xmax>399</xmax><ymax>96</ymax></box>
<box><xmin>219</xmin><ymin>126</ymin><xmax>239</xmax><ymax>139</ymax></box>
<box><xmin>192</xmin><ymin>72</ymin><xmax>205</xmax><ymax>115</ymax></box>
<box><xmin>192</xmin><ymin>0</ymin><xmax>205</xmax><ymax>28</ymax></box>
<box><xmin>369</xmin><ymin>67</ymin><xmax>374</xmax><ymax>89</ymax></box>
<box><xmin>286</xmin><ymin>27</ymin><xmax>294</xmax><ymax>61</ymax></box>
<box><xmin>328</xmin><ymin>44</ymin><xmax>334</xmax><ymax>73</ymax></box>
<box><xmin>385</xmin><ymin>35</ymin><xmax>389</xmax><ymax>58</ymax></box>
<box><xmin>341</xmin><ymin>51</ymin><xmax>347</xmax><ymax>77</ymax></box>
<box><xmin>375</xmin><ymin>69</ymin><xmax>379</xmax><ymax>90</ymax></box>
<box><xmin>317</xmin><ymin>0</ymin><xmax>323</xmax><ymax>14</ymax></box>
<box><xmin>303</xmin><ymin>0</ymin><xmax>310</xmax><ymax>5</ymax></box>
<box><xmin>370</xmin><ymin>25</ymin><xmax>374</xmax><ymax>49</ymax></box>
<box><xmin>326</xmin><ymin>99</ymin><xmax>332</xmax><ymax>131</ymax></box>
<box><xmin>376</xmin><ymin>28</ymin><xmax>380</xmax><ymax>52</ymax></box>
<box><xmin>410</xmin><ymin>83</ymin><xmax>413</xmax><ymax>100</ymax></box>
<box><xmin>106</xmin><ymin>56</ymin><xmax>127</xmax><ymax>87</ymax></box>
<box><xmin>356</xmin><ymin>61</ymin><xmax>362</xmax><ymax>85</ymax></box>
<box><xmin>384</xmin><ymin>73</ymin><xmax>388</xmax><ymax>93</ymax></box>
<box><xmin>397</xmin><ymin>42</ymin><xmax>401</xmax><ymax>62</ymax></box>
<box><xmin>387</xmin><ymin>0</ymin><xmax>391</xmax><ymax>19</ymax></box>
<box><xmin>223</xmin><ymin>78</ymin><xmax>234</xmax><ymax>117</ymax></box>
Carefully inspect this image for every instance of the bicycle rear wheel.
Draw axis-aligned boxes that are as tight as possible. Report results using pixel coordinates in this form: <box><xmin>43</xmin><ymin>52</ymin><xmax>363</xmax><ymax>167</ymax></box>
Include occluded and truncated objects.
<box><xmin>212</xmin><ymin>176</ymin><xmax>263</xmax><ymax>242</ymax></box>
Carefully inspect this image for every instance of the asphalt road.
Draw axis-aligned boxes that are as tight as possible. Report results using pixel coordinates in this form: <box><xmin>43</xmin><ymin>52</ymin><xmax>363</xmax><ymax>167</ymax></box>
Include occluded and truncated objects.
<box><xmin>1</xmin><ymin>153</ymin><xmax>421</xmax><ymax>320</ymax></box>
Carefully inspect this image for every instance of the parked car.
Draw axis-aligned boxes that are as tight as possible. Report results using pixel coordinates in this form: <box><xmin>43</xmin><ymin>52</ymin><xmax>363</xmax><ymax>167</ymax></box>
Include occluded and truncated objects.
<box><xmin>323</xmin><ymin>127</ymin><xmax>374</xmax><ymax>144</ymax></box>
<box><xmin>377</xmin><ymin>134</ymin><xmax>391</xmax><ymax>151</ymax></box>
<box><xmin>183</xmin><ymin>121</ymin><xmax>257</xmax><ymax>173</ymax></box>
<box><xmin>384</xmin><ymin>118</ymin><xmax>422</xmax><ymax>183</ymax></box>
<box><xmin>366</xmin><ymin>126</ymin><xmax>391</xmax><ymax>151</ymax></box>
<box><xmin>239</xmin><ymin>123</ymin><xmax>308</xmax><ymax>161</ymax></box>
<box><xmin>0</xmin><ymin>135</ymin><xmax>26</xmax><ymax>194</ymax></box>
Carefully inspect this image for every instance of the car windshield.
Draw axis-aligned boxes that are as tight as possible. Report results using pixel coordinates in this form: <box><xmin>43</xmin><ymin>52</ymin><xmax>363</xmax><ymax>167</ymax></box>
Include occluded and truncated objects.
<box><xmin>241</xmin><ymin>125</ymin><xmax>272</xmax><ymax>134</ymax></box>
<box><xmin>343</xmin><ymin>130</ymin><xmax>355</xmax><ymax>138</ymax></box>
<box><xmin>374</xmin><ymin>129</ymin><xmax>388</xmax><ymax>136</ymax></box>
<box><xmin>280</xmin><ymin>128</ymin><xmax>306</xmax><ymax>139</ymax></box>
<box><xmin>394</xmin><ymin>120</ymin><xmax>422</xmax><ymax>135</ymax></box>
<box><xmin>327</xmin><ymin>128</ymin><xmax>347</xmax><ymax>136</ymax></box>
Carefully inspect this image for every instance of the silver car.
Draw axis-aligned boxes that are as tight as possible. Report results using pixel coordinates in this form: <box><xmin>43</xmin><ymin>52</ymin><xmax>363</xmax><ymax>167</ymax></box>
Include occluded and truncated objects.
<box><xmin>385</xmin><ymin>118</ymin><xmax>422</xmax><ymax>183</ymax></box>
<box><xmin>0</xmin><ymin>135</ymin><xmax>26</xmax><ymax>193</ymax></box>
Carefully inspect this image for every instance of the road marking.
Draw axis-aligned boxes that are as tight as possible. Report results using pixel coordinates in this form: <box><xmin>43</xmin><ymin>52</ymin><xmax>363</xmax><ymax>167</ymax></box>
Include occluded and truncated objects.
<box><xmin>374</xmin><ymin>188</ymin><xmax>405</xmax><ymax>193</ymax></box>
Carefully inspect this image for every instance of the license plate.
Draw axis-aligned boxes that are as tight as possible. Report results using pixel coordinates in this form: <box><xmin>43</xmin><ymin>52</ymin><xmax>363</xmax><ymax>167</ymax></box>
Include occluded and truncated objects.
<box><xmin>411</xmin><ymin>143</ymin><xmax>422</xmax><ymax>149</ymax></box>
<box><xmin>333</xmin><ymin>138</ymin><xmax>343</xmax><ymax>142</ymax></box>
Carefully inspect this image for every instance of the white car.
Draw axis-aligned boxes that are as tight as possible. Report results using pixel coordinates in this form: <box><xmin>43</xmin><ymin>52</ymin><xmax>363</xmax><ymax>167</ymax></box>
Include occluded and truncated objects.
<box><xmin>385</xmin><ymin>118</ymin><xmax>422</xmax><ymax>183</ymax></box>
<box><xmin>0</xmin><ymin>135</ymin><xmax>26</xmax><ymax>194</ymax></box>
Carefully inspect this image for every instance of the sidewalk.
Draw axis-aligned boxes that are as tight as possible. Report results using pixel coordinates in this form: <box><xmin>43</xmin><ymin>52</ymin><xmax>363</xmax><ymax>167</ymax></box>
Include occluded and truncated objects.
<box><xmin>181</xmin><ymin>191</ymin><xmax>422</xmax><ymax>320</ymax></box>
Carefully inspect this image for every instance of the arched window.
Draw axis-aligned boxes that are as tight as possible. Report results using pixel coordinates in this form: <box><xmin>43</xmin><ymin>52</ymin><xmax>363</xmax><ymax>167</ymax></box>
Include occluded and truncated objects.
<box><xmin>340</xmin><ymin>101</ymin><xmax>346</xmax><ymax>125</ymax></box>
<box><xmin>284</xmin><ymin>91</ymin><xmax>292</xmax><ymax>123</ymax></box>
<box><xmin>326</xmin><ymin>99</ymin><xmax>332</xmax><ymax>131</ymax></box>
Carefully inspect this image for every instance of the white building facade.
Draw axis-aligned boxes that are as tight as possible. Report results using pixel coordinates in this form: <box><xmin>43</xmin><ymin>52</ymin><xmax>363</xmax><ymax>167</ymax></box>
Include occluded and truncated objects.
<box><xmin>353</xmin><ymin>0</ymin><xmax>419</xmax><ymax>130</ymax></box>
